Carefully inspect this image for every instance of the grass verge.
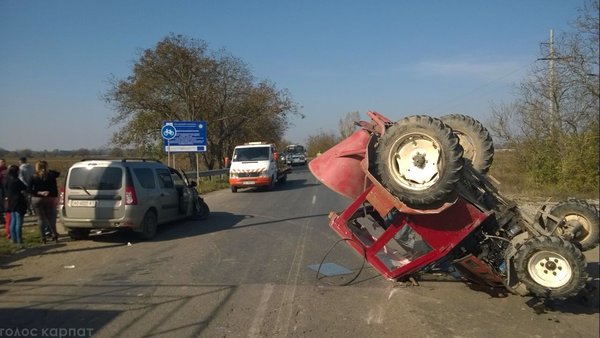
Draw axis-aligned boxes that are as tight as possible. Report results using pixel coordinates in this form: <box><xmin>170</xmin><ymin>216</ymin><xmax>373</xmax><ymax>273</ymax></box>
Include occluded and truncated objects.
<box><xmin>0</xmin><ymin>225</ymin><xmax>44</xmax><ymax>256</ymax></box>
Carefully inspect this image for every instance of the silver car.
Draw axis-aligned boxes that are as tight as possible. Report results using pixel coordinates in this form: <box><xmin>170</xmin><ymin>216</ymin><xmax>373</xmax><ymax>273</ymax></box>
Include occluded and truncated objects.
<box><xmin>59</xmin><ymin>159</ymin><xmax>209</xmax><ymax>240</ymax></box>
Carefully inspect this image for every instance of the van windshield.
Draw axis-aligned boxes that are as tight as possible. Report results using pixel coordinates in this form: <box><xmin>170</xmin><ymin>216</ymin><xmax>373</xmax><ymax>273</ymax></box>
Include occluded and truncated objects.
<box><xmin>233</xmin><ymin>147</ymin><xmax>270</xmax><ymax>161</ymax></box>
<box><xmin>69</xmin><ymin>167</ymin><xmax>123</xmax><ymax>190</ymax></box>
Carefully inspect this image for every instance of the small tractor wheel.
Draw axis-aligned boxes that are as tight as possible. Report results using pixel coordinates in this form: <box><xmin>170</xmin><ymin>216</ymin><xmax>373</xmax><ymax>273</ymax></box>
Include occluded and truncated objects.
<box><xmin>440</xmin><ymin>114</ymin><xmax>494</xmax><ymax>174</ymax></box>
<box><xmin>376</xmin><ymin>115</ymin><xmax>464</xmax><ymax>208</ymax></box>
<box><xmin>549</xmin><ymin>199</ymin><xmax>599</xmax><ymax>251</ymax></box>
<box><xmin>514</xmin><ymin>236</ymin><xmax>587</xmax><ymax>299</ymax></box>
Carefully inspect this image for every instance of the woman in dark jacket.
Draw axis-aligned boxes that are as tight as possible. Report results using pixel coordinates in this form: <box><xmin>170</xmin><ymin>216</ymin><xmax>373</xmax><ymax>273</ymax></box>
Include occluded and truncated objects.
<box><xmin>4</xmin><ymin>165</ymin><xmax>27</xmax><ymax>247</ymax></box>
<box><xmin>29</xmin><ymin>160</ymin><xmax>60</xmax><ymax>243</ymax></box>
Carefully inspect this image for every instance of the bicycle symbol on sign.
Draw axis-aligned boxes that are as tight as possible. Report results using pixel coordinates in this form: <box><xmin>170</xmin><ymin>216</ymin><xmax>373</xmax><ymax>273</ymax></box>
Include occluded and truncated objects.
<box><xmin>161</xmin><ymin>125</ymin><xmax>177</xmax><ymax>140</ymax></box>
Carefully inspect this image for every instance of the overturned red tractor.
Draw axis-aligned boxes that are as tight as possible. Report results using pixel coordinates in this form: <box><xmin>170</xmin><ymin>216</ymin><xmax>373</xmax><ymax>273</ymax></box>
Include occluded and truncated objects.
<box><xmin>309</xmin><ymin>111</ymin><xmax>599</xmax><ymax>300</ymax></box>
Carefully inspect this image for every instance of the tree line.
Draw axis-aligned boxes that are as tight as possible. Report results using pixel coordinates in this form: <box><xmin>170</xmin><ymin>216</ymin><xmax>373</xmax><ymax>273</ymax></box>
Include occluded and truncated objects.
<box><xmin>489</xmin><ymin>0</ymin><xmax>599</xmax><ymax>194</ymax></box>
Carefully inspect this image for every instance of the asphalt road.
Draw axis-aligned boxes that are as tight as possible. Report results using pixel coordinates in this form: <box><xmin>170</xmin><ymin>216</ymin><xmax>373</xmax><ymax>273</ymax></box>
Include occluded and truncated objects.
<box><xmin>1</xmin><ymin>165</ymin><xmax>598</xmax><ymax>338</ymax></box>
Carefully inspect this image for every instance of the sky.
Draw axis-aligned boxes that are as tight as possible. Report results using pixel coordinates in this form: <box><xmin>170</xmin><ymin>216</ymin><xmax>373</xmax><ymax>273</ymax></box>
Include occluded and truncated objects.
<box><xmin>0</xmin><ymin>0</ymin><xmax>585</xmax><ymax>151</ymax></box>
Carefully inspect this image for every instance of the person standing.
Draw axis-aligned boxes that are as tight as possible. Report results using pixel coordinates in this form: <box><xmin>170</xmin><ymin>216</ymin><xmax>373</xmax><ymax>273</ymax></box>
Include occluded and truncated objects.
<box><xmin>18</xmin><ymin>157</ymin><xmax>35</xmax><ymax>216</ymax></box>
<box><xmin>0</xmin><ymin>158</ymin><xmax>7</xmax><ymax>227</ymax></box>
<box><xmin>29</xmin><ymin>160</ymin><xmax>60</xmax><ymax>243</ymax></box>
<box><xmin>4</xmin><ymin>165</ymin><xmax>27</xmax><ymax>248</ymax></box>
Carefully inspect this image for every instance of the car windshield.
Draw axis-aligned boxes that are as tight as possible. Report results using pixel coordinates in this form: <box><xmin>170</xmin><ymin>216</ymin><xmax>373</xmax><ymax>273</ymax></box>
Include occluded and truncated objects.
<box><xmin>233</xmin><ymin>147</ymin><xmax>270</xmax><ymax>161</ymax></box>
<box><xmin>286</xmin><ymin>145</ymin><xmax>305</xmax><ymax>154</ymax></box>
<box><xmin>69</xmin><ymin>167</ymin><xmax>123</xmax><ymax>190</ymax></box>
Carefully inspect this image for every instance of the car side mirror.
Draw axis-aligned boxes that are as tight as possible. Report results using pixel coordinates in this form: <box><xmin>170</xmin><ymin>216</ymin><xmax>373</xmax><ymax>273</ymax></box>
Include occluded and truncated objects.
<box><xmin>189</xmin><ymin>181</ymin><xmax>197</xmax><ymax>188</ymax></box>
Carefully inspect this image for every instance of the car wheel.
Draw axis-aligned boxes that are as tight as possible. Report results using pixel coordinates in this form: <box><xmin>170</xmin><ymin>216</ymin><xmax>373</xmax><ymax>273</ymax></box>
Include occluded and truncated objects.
<box><xmin>68</xmin><ymin>229</ymin><xmax>90</xmax><ymax>240</ymax></box>
<box><xmin>194</xmin><ymin>198</ymin><xmax>210</xmax><ymax>220</ymax></box>
<box><xmin>440</xmin><ymin>114</ymin><xmax>494</xmax><ymax>173</ymax></box>
<box><xmin>231</xmin><ymin>185</ymin><xmax>238</xmax><ymax>193</ymax></box>
<box><xmin>515</xmin><ymin>236</ymin><xmax>587</xmax><ymax>299</ymax></box>
<box><xmin>138</xmin><ymin>210</ymin><xmax>158</xmax><ymax>240</ymax></box>
<box><xmin>376</xmin><ymin>115</ymin><xmax>464</xmax><ymax>208</ymax></box>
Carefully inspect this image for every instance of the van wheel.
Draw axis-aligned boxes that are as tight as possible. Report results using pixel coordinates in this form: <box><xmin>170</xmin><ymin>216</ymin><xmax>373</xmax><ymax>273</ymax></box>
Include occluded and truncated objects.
<box><xmin>68</xmin><ymin>229</ymin><xmax>90</xmax><ymax>240</ymax></box>
<box><xmin>231</xmin><ymin>186</ymin><xmax>238</xmax><ymax>193</ymax></box>
<box><xmin>138</xmin><ymin>210</ymin><xmax>158</xmax><ymax>240</ymax></box>
<box><xmin>268</xmin><ymin>176</ymin><xmax>276</xmax><ymax>190</ymax></box>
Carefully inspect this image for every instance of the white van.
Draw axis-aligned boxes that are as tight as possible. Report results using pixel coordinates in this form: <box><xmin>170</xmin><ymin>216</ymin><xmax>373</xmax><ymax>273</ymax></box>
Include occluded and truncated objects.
<box><xmin>228</xmin><ymin>142</ymin><xmax>290</xmax><ymax>192</ymax></box>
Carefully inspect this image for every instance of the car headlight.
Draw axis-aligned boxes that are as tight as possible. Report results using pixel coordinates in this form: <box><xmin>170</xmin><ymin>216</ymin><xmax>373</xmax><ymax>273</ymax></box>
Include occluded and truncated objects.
<box><xmin>230</xmin><ymin>171</ymin><xmax>238</xmax><ymax>178</ymax></box>
<box><xmin>260</xmin><ymin>169</ymin><xmax>268</xmax><ymax>177</ymax></box>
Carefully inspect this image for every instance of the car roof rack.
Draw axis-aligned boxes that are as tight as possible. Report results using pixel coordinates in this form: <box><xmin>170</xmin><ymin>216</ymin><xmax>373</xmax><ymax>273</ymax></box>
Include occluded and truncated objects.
<box><xmin>80</xmin><ymin>158</ymin><xmax>162</xmax><ymax>163</ymax></box>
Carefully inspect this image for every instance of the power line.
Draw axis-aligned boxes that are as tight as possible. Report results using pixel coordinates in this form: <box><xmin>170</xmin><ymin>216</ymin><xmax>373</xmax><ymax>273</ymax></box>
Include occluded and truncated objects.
<box><xmin>420</xmin><ymin>60</ymin><xmax>537</xmax><ymax>114</ymax></box>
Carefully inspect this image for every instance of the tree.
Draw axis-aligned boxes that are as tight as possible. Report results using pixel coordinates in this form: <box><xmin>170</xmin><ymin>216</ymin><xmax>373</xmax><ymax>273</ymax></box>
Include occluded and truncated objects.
<box><xmin>306</xmin><ymin>130</ymin><xmax>339</xmax><ymax>157</ymax></box>
<box><xmin>105</xmin><ymin>34</ymin><xmax>300</xmax><ymax>169</ymax></box>
<box><xmin>489</xmin><ymin>0</ymin><xmax>599</xmax><ymax>193</ymax></box>
<box><xmin>339</xmin><ymin>111</ymin><xmax>361</xmax><ymax>139</ymax></box>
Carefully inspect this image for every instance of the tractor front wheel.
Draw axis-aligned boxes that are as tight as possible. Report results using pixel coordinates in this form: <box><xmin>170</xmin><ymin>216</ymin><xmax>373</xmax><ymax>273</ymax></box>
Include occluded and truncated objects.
<box><xmin>549</xmin><ymin>199</ymin><xmax>599</xmax><ymax>251</ymax></box>
<box><xmin>514</xmin><ymin>236</ymin><xmax>587</xmax><ymax>299</ymax></box>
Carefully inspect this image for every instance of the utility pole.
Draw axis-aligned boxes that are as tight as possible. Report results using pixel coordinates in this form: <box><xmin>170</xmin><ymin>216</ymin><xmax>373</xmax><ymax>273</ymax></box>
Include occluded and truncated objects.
<box><xmin>538</xmin><ymin>29</ymin><xmax>562</xmax><ymax>133</ymax></box>
<box><xmin>549</xmin><ymin>29</ymin><xmax>556</xmax><ymax>120</ymax></box>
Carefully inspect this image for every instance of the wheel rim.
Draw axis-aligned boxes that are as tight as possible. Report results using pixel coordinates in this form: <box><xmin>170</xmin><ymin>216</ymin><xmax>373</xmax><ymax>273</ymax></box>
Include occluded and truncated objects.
<box><xmin>455</xmin><ymin>132</ymin><xmax>476</xmax><ymax>163</ymax></box>
<box><xmin>388</xmin><ymin>133</ymin><xmax>442</xmax><ymax>191</ymax></box>
<box><xmin>527</xmin><ymin>250</ymin><xmax>572</xmax><ymax>288</ymax></box>
<box><xmin>562</xmin><ymin>214</ymin><xmax>591</xmax><ymax>242</ymax></box>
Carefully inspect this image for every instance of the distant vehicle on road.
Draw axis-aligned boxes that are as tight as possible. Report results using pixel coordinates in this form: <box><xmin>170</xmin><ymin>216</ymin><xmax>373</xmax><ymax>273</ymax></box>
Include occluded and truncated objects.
<box><xmin>229</xmin><ymin>142</ymin><xmax>290</xmax><ymax>192</ymax></box>
<box><xmin>284</xmin><ymin>144</ymin><xmax>307</xmax><ymax>166</ymax></box>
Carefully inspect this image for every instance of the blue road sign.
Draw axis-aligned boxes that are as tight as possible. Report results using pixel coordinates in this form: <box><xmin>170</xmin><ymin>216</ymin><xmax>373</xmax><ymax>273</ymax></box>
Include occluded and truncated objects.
<box><xmin>162</xmin><ymin>121</ymin><xmax>207</xmax><ymax>152</ymax></box>
<box><xmin>161</xmin><ymin>124</ymin><xmax>177</xmax><ymax>140</ymax></box>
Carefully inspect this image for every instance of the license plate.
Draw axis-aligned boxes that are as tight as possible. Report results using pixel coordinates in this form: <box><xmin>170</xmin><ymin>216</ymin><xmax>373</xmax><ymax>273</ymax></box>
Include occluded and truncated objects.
<box><xmin>71</xmin><ymin>200</ymin><xmax>97</xmax><ymax>207</ymax></box>
<box><xmin>242</xmin><ymin>181</ymin><xmax>255</xmax><ymax>185</ymax></box>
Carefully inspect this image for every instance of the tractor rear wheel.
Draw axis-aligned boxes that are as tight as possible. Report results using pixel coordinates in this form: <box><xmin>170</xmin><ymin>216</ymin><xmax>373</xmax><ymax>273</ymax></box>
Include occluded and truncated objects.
<box><xmin>440</xmin><ymin>114</ymin><xmax>494</xmax><ymax>174</ymax></box>
<box><xmin>514</xmin><ymin>236</ymin><xmax>587</xmax><ymax>299</ymax></box>
<box><xmin>376</xmin><ymin>115</ymin><xmax>464</xmax><ymax>208</ymax></box>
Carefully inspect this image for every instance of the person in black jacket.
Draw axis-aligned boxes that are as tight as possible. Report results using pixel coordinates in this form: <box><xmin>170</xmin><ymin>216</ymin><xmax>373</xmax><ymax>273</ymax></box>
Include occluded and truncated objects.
<box><xmin>4</xmin><ymin>165</ymin><xmax>27</xmax><ymax>248</ymax></box>
<box><xmin>29</xmin><ymin>160</ymin><xmax>60</xmax><ymax>243</ymax></box>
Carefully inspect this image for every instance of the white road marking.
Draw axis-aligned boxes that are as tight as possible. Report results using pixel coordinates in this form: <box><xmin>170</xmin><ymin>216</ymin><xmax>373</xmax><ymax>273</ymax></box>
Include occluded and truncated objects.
<box><xmin>312</xmin><ymin>195</ymin><xmax>316</xmax><ymax>204</ymax></box>
<box><xmin>248</xmin><ymin>283</ymin><xmax>275</xmax><ymax>338</ymax></box>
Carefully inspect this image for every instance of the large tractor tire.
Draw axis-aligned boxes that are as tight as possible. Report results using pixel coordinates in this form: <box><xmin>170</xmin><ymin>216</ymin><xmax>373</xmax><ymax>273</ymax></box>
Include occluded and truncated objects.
<box><xmin>514</xmin><ymin>236</ymin><xmax>587</xmax><ymax>299</ymax></box>
<box><xmin>376</xmin><ymin>115</ymin><xmax>464</xmax><ymax>208</ymax></box>
<box><xmin>440</xmin><ymin>114</ymin><xmax>494</xmax><ymax>174</ymax></box>
<box><xmin>549</xmin><ymin>199</ymin><xmax>599</xmax><ymax>251</ymax></box>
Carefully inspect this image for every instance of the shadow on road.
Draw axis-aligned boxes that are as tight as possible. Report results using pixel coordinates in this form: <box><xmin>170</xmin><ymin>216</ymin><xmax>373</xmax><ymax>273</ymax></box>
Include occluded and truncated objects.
<box><xmin>0</xmin><ymin>282</ymin><xmax>238</xmax><ymax>337</ymax></box>
<box><xmin>231</xmin><ymin>177</ymin><xmax>320</xmax><ymax>193</ymax></box>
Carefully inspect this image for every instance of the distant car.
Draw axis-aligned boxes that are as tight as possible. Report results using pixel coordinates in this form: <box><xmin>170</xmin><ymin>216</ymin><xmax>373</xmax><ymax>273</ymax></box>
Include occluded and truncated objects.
<box><xmin>59</xmin><ymin>159</ymin><xmax>209</xmax><ymax>240</ymax></box>
<box><xmin>289</xmin><ymin>153</ymin><xmax>307</xmax><ymax>166</ymax></box>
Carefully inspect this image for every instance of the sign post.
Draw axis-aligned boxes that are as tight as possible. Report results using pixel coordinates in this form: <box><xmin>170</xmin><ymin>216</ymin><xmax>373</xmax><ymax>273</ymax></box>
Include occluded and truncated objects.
<box><xmin>161</xmin><ymin>123</ymin><xmax>177</xmax><ymax>166</ymax></box>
